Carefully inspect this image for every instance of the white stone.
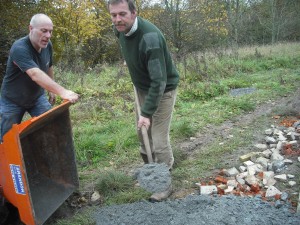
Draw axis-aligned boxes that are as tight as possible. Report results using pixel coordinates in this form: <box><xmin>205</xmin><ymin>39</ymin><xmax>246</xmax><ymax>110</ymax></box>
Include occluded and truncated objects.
<box><xmin>287</xmin><ymin>174</ymin><xmax>295</xmax><ymax>179</ymax></box>
<box><xmin>254</xmin><ymin>144</ymin><xmax>268</xmax><ymax>150</ymax></box>
<box><xmin>256</xmin><ymin>157</ymin><xmax>269</xmax><ymax>169</ymax></box>
<box><xmin>262</xmin><ymin>149</ymin><xmax>273</xmax><ymax>159</ymax></box>
<box><xmin>248</xmin><ymin>164</ymin><xmax>264</xmax><ymax>176</ymax></box>
<box><xmin>265</xmin><ymin>129</ymin><xmax>273</xmax><ymax>135</ymax></box>
<box><xmin>236</xmin><ymin>177</ymin><xmax>245</xmax><ymax>185</ymax></box>
<box><xmin>243</xmin><ymin>160</ymin><xmax>254</xmax><ymax>167</ymax></box>
<box><xmin>239</xmin><ymin>165</ymin><xmax>247</xmax><ymax>172</ymax></box>
<box><xmin>245</xmin><ymin>175</ymin><xmax>259</xmax><ymax>186</ymax></box>
<box><xmin>271</xmin><ymin>147</ymin><xmax>280</xmax><ymax>154</ymax></box>
<box><xmin>288</xmin><ymin>181</ymin><xmax>296</xmax><ymax>187</ymax></box>
<box><xmin>284</xmin><ymin>159</ymin><xmax>293</xmax><ymax>165</ymax></box>
<box><xmin>91</xmin><ymin>191</ymin><xmax>101</xmax><ymax>202</ymax></box>
<box><xmin>265</xmin><ymin>186</ymin><xmax>282</xmax><ymax>198</ymax></box>
<box><xmin>200</xmin><ymin>185</ymin><xmax>218</xmax><ymax>195</ymax></box>
<box><xmin>263</xmin><ymin>171</ymin><xmax>276</xmax><ymax>187</ymax></box>
<box><xmin>276</xmin><ymin>141</ymin><xmax>283</xmax><ymax>151</ymax></box>
<box><xmin>236</xmin><ymin>172</ymin><xmax>248</xmax><ymax>180</ymax></box>
<box><xmin>265</xmin><ymin>136</ymin><xmax>277</xmax><ymax>144</ymax></box>
<box><xmin>224</xmin><ymin>186</ymin><xmax>235</xmax><ymax>194</ymax></box>
<box><xmin>224</xmin><ymin>167</ymin><xmax>239</xmax><ymax>177</ymax></box>
<box><xmin>274</xmin><ymin>129</ymin><xmax>283</xmax><ymax>136</ymax></box>
<box><xmin>277</xmin><ymin>134</ymin><xmax>287</xmax><ymax>141</ymax></box>
<box><xmin>227</xmin><ymin>179</ymin><xmax>238</xmax><ymax>188</ymax></box>
<box><xmin>274</xmin><ymin>174</ymin><xmax>287</xmax><ymax>181</ymax></box>
<box><xmin>271</xmin><ymin>153</ymin><xmax>284</xmax><ymax>161</ymax></box>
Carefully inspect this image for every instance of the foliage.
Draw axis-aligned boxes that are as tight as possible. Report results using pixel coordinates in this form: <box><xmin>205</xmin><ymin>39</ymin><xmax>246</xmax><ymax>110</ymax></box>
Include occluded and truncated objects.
<box><xmin>104</xmin><ymin>188</ymin><xmax>151</xmax><ymax>205</ymax></box>
<box><xmin>53</xmin><ymin>208</ymin><xmax>96</xmax><ymax>225</ymax></box>
<box><xmin>1</xmin><ymin>0</ymin><xmax>299</xmax><ymax>76</ymax></box>
<box><xmin>95</xmin><ymin>170</ymin><xmax>135</xmax><ymax>197</ymax></box>
<box><xmin>0</xmin><ymin>0</ymin><xmax>37</xmax><ymax>82</ymax></box>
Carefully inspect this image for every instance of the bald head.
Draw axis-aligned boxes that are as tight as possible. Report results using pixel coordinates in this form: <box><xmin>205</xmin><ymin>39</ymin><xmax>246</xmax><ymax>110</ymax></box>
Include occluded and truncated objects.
<box><xmin>29</xmin><ymin>14</ymin><xmax>53</xmax><ymax>52</ymax></box>
<box><xmin>30</xmin><ymin>14</ymin><xmax>53</xmax><ymax>28</ymax></box>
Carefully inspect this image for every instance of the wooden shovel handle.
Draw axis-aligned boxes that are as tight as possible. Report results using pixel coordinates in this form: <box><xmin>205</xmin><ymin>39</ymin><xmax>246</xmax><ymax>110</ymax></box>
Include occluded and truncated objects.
<box><xmin>133</xmin><ymin>86</ymin><xmax>153</xmax><ymax>163</ymax></box>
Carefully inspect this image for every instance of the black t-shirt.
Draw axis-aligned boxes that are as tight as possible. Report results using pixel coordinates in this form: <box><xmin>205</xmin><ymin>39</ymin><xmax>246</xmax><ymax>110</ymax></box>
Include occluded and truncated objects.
<box><xmin>1</xmin><ymin>35</ymin><xmax>53</xmax><ymax>107</ymax></box>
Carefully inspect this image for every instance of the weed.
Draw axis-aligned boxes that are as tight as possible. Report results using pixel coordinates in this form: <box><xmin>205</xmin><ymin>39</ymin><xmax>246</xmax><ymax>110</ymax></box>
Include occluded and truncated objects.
<box><xmin>95</xmin><ymin>171</ymin><xmax>135</xmax><ymax>197</ymax></box>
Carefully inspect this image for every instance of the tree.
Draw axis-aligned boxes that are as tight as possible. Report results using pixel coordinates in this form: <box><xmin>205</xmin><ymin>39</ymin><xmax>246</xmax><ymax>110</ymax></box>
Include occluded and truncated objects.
<box><xmin>0</xmin><ymin>0</ymin><xmax>37</xmax><ymax>82</ymax></box>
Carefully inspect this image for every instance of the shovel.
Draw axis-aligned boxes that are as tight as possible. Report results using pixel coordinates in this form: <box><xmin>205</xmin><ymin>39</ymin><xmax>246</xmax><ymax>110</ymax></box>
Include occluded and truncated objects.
<box><xmin>133</xmin><ymin>86</ymin><xmax>153</xmax><ymax>163</ymax></box>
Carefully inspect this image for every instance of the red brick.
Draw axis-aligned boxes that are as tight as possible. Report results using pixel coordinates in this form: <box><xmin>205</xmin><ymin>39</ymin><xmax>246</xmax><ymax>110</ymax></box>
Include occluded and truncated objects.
<box><xmin>215</xmin><ymin>176</ymin><xmax>228</xmax><ymax>184</ymax></box>
<box><xmin>250</xmin><ymin>184</ymin><xmax>260</xmax><ymax>193</ymax></box>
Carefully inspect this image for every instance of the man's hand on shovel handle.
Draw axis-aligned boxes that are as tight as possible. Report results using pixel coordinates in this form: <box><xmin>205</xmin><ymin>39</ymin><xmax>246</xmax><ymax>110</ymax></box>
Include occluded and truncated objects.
<box><xmin>138</xmin><ymin>116</ymin><xmax>150</xmax><ymax>130</ymax></box>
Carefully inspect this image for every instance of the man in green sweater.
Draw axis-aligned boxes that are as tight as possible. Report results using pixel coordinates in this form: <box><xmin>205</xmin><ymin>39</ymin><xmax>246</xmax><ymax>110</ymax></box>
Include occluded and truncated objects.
<box><xmin>108</xmin><ymin>0</ymin><xmax>179</xmax><ymax>200</ymax></box>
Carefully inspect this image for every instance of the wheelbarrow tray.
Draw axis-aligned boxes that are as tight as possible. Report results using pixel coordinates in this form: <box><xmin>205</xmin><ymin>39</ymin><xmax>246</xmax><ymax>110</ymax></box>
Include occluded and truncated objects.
<box><xmin>0</xmin><ymin>101</ymin><xmax>79</xmax><ymax>225</ymax></box>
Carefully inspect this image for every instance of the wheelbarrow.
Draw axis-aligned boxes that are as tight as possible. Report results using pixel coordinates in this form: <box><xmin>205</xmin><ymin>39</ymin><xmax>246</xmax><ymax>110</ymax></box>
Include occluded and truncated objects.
<box><xmin>0</xmin><ymin>101</ymin><xmax>79</xmax><ymax>225</ymax></box>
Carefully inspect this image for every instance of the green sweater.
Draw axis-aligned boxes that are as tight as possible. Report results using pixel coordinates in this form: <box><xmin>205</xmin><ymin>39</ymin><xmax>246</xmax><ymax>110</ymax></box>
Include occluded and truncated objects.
<box><xmin>115</xmin><ymin>17</ymin><xmax>179</xmax><ymax>118</ymax></box>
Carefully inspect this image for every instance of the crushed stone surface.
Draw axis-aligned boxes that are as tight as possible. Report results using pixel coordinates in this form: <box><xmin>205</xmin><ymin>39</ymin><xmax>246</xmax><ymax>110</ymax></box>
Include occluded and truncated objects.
<box><xmin>94</xmin><ymin>194</ymin><xmax>300</xmax><ymax>225</ymax></box>
<box><xmin>134</xmin><ymin>163</ymin><xmax>171</xmax><ymax>193</ymax></box>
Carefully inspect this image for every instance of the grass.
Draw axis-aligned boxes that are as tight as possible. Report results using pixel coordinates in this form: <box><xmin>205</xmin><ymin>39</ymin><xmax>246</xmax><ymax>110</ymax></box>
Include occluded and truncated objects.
<box><xmin>48</xmin><ymin>42</ymin><xmax>300</xmax><ymax>224</ymax></box>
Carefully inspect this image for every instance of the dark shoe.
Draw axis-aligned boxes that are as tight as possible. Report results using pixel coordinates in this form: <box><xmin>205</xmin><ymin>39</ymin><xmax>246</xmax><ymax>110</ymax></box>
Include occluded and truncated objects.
<box><xmin>149</xmin><ymin>185</ymin><xmax>172</xmax><ymax>202</ymax></box>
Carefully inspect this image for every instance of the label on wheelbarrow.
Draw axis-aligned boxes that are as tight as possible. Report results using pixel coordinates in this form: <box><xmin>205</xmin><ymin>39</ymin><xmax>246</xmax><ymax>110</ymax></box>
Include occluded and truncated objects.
<box><xmin>9</xmin><ymin>164</ymin><xmax>26</xmax><ymax>195</ymax></box>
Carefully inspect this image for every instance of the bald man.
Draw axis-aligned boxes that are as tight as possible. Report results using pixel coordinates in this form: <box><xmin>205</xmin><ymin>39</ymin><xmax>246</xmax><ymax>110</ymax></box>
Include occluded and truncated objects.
<box><xmin>0</xmin><ymin>14</ymin><xmax>79</xmax><ymax>141</ymax></box>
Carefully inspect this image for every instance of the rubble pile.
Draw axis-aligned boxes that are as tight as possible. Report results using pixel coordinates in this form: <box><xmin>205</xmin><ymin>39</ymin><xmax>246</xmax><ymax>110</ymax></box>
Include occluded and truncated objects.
<box><xmin>197</xmin><ymin>119</ymin><xmax>300</xmax><ymax>208</ymax></box>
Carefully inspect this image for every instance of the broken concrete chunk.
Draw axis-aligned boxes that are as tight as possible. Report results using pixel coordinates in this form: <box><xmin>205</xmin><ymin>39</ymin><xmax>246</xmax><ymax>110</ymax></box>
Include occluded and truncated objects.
<box><xmin>254</xmin><ymin>144</ymin><xmax>268</xmax><ymax>150</ymax></box>
<box><xmin>200</xmin><ymin>185</ymin><xmax>218</xmax><ymax>195</ymax></box>
<box><xmin>288</xmin><ymin>181</ymin><xmax>296</xmax><ymax>187</ymax></box>
<box><xmin>271</xmin><ymin>153</ymin><xmax>284</xmax><ymax>161</ymax></box>
<box><xmin>91</xmin><ymin>191</ymin><xmax>101</xmax><ymax>202</ymax></box>
<box><xmin>262</xmin><ymin>149</ymin><xmax>272</xmax><ymax>158</ymax></box>
<box><xmin>276</xmin><ymin>141</ymin><xmax>283</xmax><ymax>151</ymax></box>
<box><xmin>277</xmin><ymin>134</ymin><xmax>287</xmax><ymax>141</ymax></box>
<box><xmin>274</xmin><ymin>174</ymin><xmax>287</xmax><ymax>181</ymax></box>
<box><xmin>272</xmin><ymin>160</ymin><xmax>286</xmax><ymax>173</ymax></box>
<box><xmin>224</xmin><ymin>186</ymin><xmax>235</xmax><ymax>194</ymax></box>
<box><xmin>265</xmin><ymin>186</ymin><xmax>282</xmax><ymax>198</ymax></box>
<box><xmin>239</xmin><ymin>152</ymin><xmax>261</xmax><ymax>162</ymax></box>
<box><xmin>227</xmin><ymin>179</ymin><xmax>238</xmax><ymax>188</ymax></box>
<box><xmin>236</xmin><ymin>172</ymin><xmax>248</xmax><ymax>180</ymax></box>
<box><xmin>224</xmin><ymin>167</ymin><xmax>239</xmax><ymax>177</ymax></box>
<box><xmin>245</xmin><ymin>175</ymin><xmax>259</xmax><ymax>186</ymax></box>
<box><xmin>265</xmin><ymin>136</ymin><xmax>277</xmax><ymax>144</ymax></box>
<box><xmin>243</xmin><ymin>160</ymin><xmax>254</xmax><ymax>167</ymax></box>
<box><xmin>239</xmin><ymin>165</ymin><xmax>247</xmax><ymax>172</ymax></box>
<box><xmin>265</xmin><ymin>129</ymin><xmax>273</xmax><ymax>135</ymax></box>
<box><xmin>263</xmin><ymin>171</ymin><xmax>276</xmax><ymax>187</ymax></box>
<box><xmin>255</xmin><ymin>157</ymin><xmax>269</xmax><ymax>169</ymax></box>
<box><xmin>283</xmin><ymin>159</ymin><xmax>293</xmax><ymax>165</ymax></box>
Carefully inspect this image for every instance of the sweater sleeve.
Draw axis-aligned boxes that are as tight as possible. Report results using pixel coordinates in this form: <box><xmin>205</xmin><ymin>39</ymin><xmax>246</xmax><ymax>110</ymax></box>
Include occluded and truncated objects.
<box><xmin>140</xmin><ymin>32</ymin><xmax>167</xmax><ymax>118</ymax></box>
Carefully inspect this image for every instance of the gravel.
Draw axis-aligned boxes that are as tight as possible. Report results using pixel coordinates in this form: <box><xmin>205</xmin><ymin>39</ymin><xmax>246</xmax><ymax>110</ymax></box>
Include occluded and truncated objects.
<box><xmin>93</xmin><ymin>160</ymin><xmax>300</xmax><ymax>225</ymax></box>
<box><xmin>94</xmin><ymin>194</ymin><xmax>300</xmax><ymax>225</ymax></box>
<box><xmin>134</xmin><ymin>163</ymin><xmax>171</xmax><ymax>193</ymax></box>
